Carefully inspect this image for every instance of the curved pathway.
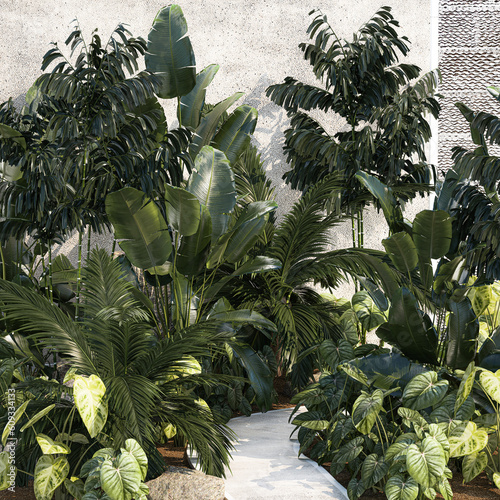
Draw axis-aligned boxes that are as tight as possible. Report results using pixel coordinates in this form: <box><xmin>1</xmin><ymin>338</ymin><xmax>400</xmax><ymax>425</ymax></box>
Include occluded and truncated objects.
<box><xmin>222</xmin><ymin>408</ymin><xmax>348</xmax><ymax>500</ymax></box>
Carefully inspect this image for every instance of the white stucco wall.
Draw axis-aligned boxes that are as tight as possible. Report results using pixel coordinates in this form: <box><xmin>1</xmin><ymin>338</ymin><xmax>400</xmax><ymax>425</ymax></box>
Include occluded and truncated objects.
<box><xmin>0</xmin><ymin>0</ymin><xmax>433</xmax><ymax>297</ymax></box>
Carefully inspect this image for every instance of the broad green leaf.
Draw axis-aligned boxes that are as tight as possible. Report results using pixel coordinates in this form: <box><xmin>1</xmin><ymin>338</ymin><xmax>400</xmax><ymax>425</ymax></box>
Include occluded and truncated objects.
<box><xmin>34</xmin><ymin>456</ymin><xmax>70</xmax><ymax>500</ymax></box>
<box><xmin>455</xmin><ymin>362</ymin><xmax>476</xmax><ymax>414</ymax></box>
<box><xmin>402</xmin><ymin>371</ymin><xmax>448</xmax><ymax>411</ymax></box>
<box><xmin>355</xmin><ymin>172</ymin><xmax>402</xmax><ymax>232</ymax></box>
<box><xmin>64</xmin><ymin>478</ymin><xmax>85</xmax><ymax>500</ymax></box>
<box><xmin>352</xmin><ymin>389</ymin><xmax>384</xmax><ymax>434</ymax></box>
<box><xmin>2</xmin><ymin>400</ymin><xmax>29</xmax><ymax>446</ymax></box>
<box><xmin>493</xmin><ymin>472</ymin><xmax>500</xmax><ymax>489</ymax></box>
<box><xmin>164</xmin><ymin>185</ymin><xmax>201</xmax><ymax>237</ymax></box>
<box><xmin>228</xmin><ymin>343</ymin><xmax>273</xmax><ymax>410</ymax></box>
<box><xmin>426</xmin><ymin>424</ymin><xmax>450</xmax><ymax>462</ymax></box>
<box><xmin>189</xmin><ymin>92</ymin><xmax>243</xmax><ymax>159</ymax></box>
<box><xmin>73</xmin><ymin>375</ymin><xmax>108</xmax><ymax>438</ymax></box>
<box><xmin>376</xmin><ymin>288</ymin><xmax>438</xmax><ymax>365</ymax></box>
<box><xmin>334</xmin><ymin>437</ymin><xmax>364</xmax><ymax>465</ymax></box>
<box><xmin>406</xmin><ymin>437</ymin><xmax>446</xmax><ymax>489</ymax></box>
<box><xmin>413</xmin><ymin>210</ymin><xmax>452</xmax><ymax>291</ymax></box>
<box><xmin>436</xmin><ymin>477</ymin><xmax>453</xmax><ymax>500</ymax></box>
<box><xmin>146</xmin><ymin>5</ymin><xmax>196</xmax><ymax>99</ymax></box>
<box><xmin>100</xmin><ymin>454</ymin><xmax>142</xmax><ymax>500</ymax></box>
<box><xmin>187</xmin><ymin>146</ymin><xmax>236</xmax><ymax>243</ymax></box>
<box><xmin>382</xmin><ymin>232</ymin><xmax>418</xmax><ymax>275</ymax></box>
<box><xmin>20</xmin><ymin>404</ymin><xmax>55</xmax><ymax>432</ymax></box>
<box><xmin>36</xmin><ymin>434</ymin><xmax>71</xmax><ymax>455</ymax></box>
<box><xmin>292</xmin><ymin>411</ymin><xmax>329</xmax><ymax>431</ymax></box>
<box><xmin>462</xmin><ymin>451</ymin><xmax>487</xmax><ymax>482</ymax></box>
<box><xmin>176</xmin><ymin>204</ymin><xmax>212</xmax><ymax>275</ymax></box>
<box><xmin>430</xmin><ymin>392</ymin><xmax>475</xmax><ymax>423</ymax></box>
<box><xmin>163</xmin><ymin>424</ymin><xmax>177</xmax><ymax>439</ymax></box>
<box><xmin>0</xmin><ymin>451</ymin><xmax>13</xmax><ymax>490</ymax></box>
<box><xmin>319</xmin><ymin>339</ymin><xmax>354</xmax><ymax>370</ymax></box>
<box><xmin>479</xmin><ymin>369</ymin><xmax>500</xmax><ymax>403</ymax></box>
<box><xmin>0</xmin><ymin>123</ymin><xmax>26</xmax><ymax>150</ymax></box>
<box><xmin>212</xmin><ymin>105</ymin><xmax>258</xmax><ymax>164</ymax></box>
<box><xmin>347</xmin><ymin>477</ymin><xmax>366</xmax><ymax>500</ymax></box>
<box><xmin>178</xmin><ymin>64</ymin><xmax>219</xmax><ymax>129</ymax></box>
<box><xmin>122</xmin><ymin>439</ymin><xmax>148</xmax><ymax>481</ymax></box>
<box><xmin>340</xmin><ymin>363</ymin><xmax>369</xmax><ymax>387</ymax></box>
<box><xmin>351</xmin><ymin>291</ymin><xmax>386</xmax><ymax>332</ymax></box>
<box><xmin>55</xmin><ymin>433</ymin><xmax>89</xmax><ymax>444</ymax></box>
<box><xmin>361</xmin><ymin>454</ymin><xmax>388</xmax><ymax>489</ymax></box>
<box><xmin>212</xmin><ymin>201</ymin><xmax>277</xmax><ymax>266</ymax></box>
<box><xmin>398</xmin><ymin>407</ymin><xmax>429</xmax><ymax>438</ymax></box>
<box><xmin>412</xmin><ymin>210</ymin><xmax>452</xmax><ymax>260</ymax></box>
<box><xmin>445</xmin><ymin>298</ymin><xmax>478</xmax><ymax>370</ymax></box>
<box><xmin>106</xmin><ymin>188</ymin><xmax>172</xmax><ymax>273</ymax></box>
<box><xmin>386</xmin><ymin>440</ymin><xmax>415</xmax><ymax>462</ymax></box>
<box><xmin>448</xmin><ymin>421</ymin><xmax>488</xmax><ymax>457</ymax></box>
<box><xmin>385</xmin><ymin>474</ymin><xmax>419</xmax><ymax>500</ymax></box>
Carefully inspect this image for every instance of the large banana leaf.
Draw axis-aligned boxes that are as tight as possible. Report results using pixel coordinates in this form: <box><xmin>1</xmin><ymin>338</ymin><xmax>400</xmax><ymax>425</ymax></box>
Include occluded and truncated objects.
<box><xmin>445</xmin><ymin>298</ymin><xmax>478</xmax><ymax>370</ymax></box>
<box><xmin>212</xmin><ymin>105</ymin><xmax>258</xmax><ymax>164</ymax></box>
<box><xmin>412</xmin><ymin>210</ymin><xmax>452</xmax><ymax>291</ymax></box>
<box><xmin>106</xmin><ymin>187</ymin><xmax>172</xmax><ymax>274</ymax></box>
<box><xmin>382</xmin><ymin>231</ymin><xmax>418</xmax><ymax>276</ymax></box>
<box><xmin>178</xmin><ymin>64</ymin><xmax>219</xmax><ymax>129</ymax></box>
<box><xmin>146</xmin><ymin>5</ymin><xmax>196</xmax><ymax>99</ymax></box>
<box><xmin>376</xmin><ymin>287</ymin><xmax>439</xmax><ymax>365</ymax></box>
<box><xmin>189</xmin><ymin>92</ymin><xmax>243</xmax><ymax>160</ymax></box>
<box><xmin>164</xmin><ymin>185</ymin><xmax>201</xmax><ymax>237</ymax></box>
<box><xmin>176</xmin><ymin>204</ymin><xmax>212</xmax><ymax>275</ymax></box>
<box><xmin>228</xmin><ymin>343</ymin><xmax>273</xmax><ymax>410</ymax></box>
<box><xmin>187</xmin><ymin>146</ymin><xmax>236</xmax><ymax>243</ymax></box>
<box><xmin>355</xmin><ymin>171</ymin><xmax>403</xmax><ymax>232</ymax></box>
<box><xmin>207</xmin><ymin>200</ymin><xmax>277</xmax><ymax>267</ymax></box>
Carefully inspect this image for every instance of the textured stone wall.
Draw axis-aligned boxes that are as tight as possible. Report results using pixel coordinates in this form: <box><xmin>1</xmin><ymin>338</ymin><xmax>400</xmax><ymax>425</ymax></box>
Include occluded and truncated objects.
<box><xmin>438</xmin><ymin>0</ymin><xmax>500</xmax><ymax>174</ymax></box>
<box><xmin>0</xmin><ymin>0</ymin><xmax>432</xmax><ymax>296</ymax></box>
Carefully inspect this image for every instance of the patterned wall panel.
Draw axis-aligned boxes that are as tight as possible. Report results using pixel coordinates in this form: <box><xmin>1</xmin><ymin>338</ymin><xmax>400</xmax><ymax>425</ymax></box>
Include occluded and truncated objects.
<box><xmin>438</xmin><ymin>0</ymin><xmax>500</xmax><ymax>175</ymax></box>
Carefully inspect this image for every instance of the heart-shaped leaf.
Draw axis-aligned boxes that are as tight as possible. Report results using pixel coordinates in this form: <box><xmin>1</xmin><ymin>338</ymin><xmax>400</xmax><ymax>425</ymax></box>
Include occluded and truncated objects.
<box><xmin>36</xmin><ymin>434</ymin><xmax>71</xmax><ymax>455</ymax></box>
<box><xmin>352</xmin><ymin>390</ymin><xmax>384</xmax><ymax>434</ymax></box>
<box><xmin>402</xmin><ymin>372</ymin><xmax>448</xmax><ymax>410</ymax></box>
<box><xmin>406</xmin><ymin>437</ymin><xmax>446</xmax><ymax>489</ymax></box>
<box><xmin>100</xmin><ymin>454</ymin><xmax>142</xmax><ymax>500</ymax></box>
<box><xmin>462</xmin><ymin>451</ymin><xmax>488</xmax><ymax>483</ymax></box>
<box><xmin>73</xmin><ymin>375</ymin><xmax>108</xmax><ymax>438</ymax></box>
<box><xmin>385</xmin><ymin>474</ymin><xmax>419</xmax><ymax>500</ymax></box>
<box><xmin>34</xmin><ymin>456</ymin><xmax>69</xmax><ymax>500</ymax></box>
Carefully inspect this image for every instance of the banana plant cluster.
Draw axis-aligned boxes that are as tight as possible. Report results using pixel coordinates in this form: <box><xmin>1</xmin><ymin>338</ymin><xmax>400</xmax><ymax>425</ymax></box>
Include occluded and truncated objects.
<box><xmin>292</xmin><ymin>366</ymin><xmax>483</xmax><ymax>500</ymax></box>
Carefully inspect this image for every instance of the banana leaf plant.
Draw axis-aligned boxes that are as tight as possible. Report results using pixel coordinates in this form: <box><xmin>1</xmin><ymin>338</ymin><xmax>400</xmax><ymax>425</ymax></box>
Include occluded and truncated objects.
<box><xmin>145</xmin><ymin>5</ymin><xmax>258</xmax><ymax>171</ymax></box>
<box><xmin>105</xmin><ymin>145</ymin><xmax>280</xmax><ymax>410</ymax></box>
<box><xmin>356</xmin><ymin>172</ymin><xmax>487</xmax><ymax>370</ymax></box>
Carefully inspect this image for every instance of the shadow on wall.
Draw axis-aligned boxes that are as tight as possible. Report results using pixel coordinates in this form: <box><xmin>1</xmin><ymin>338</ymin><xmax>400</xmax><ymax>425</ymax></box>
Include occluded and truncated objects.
<box><xmin>242</xmin><ymin>74</ymin><xmax>301</xmax><ymax>220</ymax></box>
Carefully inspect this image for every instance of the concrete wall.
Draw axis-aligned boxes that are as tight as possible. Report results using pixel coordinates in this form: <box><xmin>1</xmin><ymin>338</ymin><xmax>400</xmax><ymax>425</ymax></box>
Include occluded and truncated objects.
<box><xmin>0</xmin><ymin>0</ymin><xmax>433</xmax><ymax>297</ymax></box>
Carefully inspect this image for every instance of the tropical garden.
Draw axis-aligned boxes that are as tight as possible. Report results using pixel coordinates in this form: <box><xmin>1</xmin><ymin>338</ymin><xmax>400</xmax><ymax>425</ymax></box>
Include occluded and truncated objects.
<box><xmin>0</xmin><ymin>3</ymin><xmax>499</xmax><ymax>500</ymax></box>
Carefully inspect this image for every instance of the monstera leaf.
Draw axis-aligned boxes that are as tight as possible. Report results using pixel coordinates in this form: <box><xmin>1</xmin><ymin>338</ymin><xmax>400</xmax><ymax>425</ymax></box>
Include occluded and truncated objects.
<box><xmin>146</xmin><ymin>5</ymin><xmax>196</xmax><ymax>99</ymax></box>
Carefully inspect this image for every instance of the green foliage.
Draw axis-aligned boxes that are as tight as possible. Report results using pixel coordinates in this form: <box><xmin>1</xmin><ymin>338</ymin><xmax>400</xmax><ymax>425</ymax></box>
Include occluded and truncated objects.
<box><xmin>266</xmin><ymin>6</ymin><xmax>440</xmax><ymax>217</ymax></box>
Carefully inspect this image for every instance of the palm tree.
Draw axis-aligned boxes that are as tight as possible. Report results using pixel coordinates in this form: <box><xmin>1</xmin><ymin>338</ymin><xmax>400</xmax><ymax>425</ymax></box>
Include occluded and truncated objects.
<box><xmin>0</xmin><ymin>249</ymin><xmax>236</xmax><ymax>478</ymax></box>
<box><xmin>266</xmin><ymin>6</ymin><xmax>440</xmax><ymax>248</ymax></box>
